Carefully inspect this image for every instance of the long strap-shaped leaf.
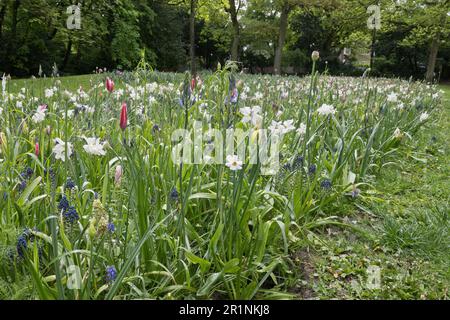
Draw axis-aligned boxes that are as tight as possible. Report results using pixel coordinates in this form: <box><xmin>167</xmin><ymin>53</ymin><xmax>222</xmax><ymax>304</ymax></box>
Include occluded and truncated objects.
<box><xmin>105</xmin><ymin>213</ymin><xmax>172</xmax><ymax>300</ymax></box>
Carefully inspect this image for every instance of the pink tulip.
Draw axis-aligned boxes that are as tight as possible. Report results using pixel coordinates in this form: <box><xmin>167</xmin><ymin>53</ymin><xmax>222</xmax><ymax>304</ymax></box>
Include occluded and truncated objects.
<box><xmin>120</xmin><ymin>102</ymin><xmax>127</xmax><ymax>131</ymax></box>
<box><xmin>106</xmin><ymin>77</ymin><xmax>115</xmax><ymax>93</ymax></box>
<box><xmin>35</xmin><ymin>142</ymin><xmax>40</xmax><ymax>157</ymax></box>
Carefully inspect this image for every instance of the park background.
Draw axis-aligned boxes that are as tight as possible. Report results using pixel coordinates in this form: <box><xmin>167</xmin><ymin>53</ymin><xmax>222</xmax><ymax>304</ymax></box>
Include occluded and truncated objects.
<box><xmin>0</xmin><ymin>0</ymin><xmax>448</xmax><ymax>82</ymax></box>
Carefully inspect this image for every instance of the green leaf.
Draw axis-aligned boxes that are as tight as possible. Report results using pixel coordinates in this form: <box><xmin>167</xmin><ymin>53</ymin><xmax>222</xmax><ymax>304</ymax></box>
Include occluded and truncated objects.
<box><xmin>17</xmin><ymin>177</ymin><xmax>42</xmax><ymax>207</ymax></box>
<box><xmin>189</xmin><ymin>192</ymin><xmax>217</xmax><ymax>200</ymax></box>
<box><xmin>197</xmin><ymin>272</ymin><xmax>222</xmax><ymax>297</ymax></box>
<box><xmin>223</xmin><ymin>258</ymin><xmax>240</xmax><ymax>274</ymax></box>
<box><xmin>185</xmin><ymin>251</ymin><xmax>211</xmax><ymax>273</ymax></box>
<box><xmin>209</xmin><ymin>222</ymin><xmax>224</xmax><ymax>255</ymax></box>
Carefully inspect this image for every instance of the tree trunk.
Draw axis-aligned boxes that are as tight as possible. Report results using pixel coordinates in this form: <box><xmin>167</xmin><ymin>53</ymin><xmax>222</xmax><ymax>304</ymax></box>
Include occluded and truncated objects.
<box><xmin>61</xmin><ymin>38</ymin><xmax>72</xmax><ymax>72</ymax></box>
<box><xmin>230</xmin><ymin>23</ymin><xmax>240</xmax><ymax>62</ymax></box>
<box><xmin>190</xmin><ymin>0</ymin><xmax>197</xmax><ymax>78</ymax></box>
<box><xmin>0</xmin><ymin>3</ymin><xmax>7</xmax><ymax>41</ymax></box>
<box><xmin>425</xmin><ymin>37</ymin><xmax>439</xmax><ymax>83</ymax></box>
<box><xmin>11</xmin><ymin>0</ymin><xmax>19</xmax><ymax>37</ymax></box>
<box><xmin>5</xmin><ymin>0</ymin><xmax>20</xmax><ymax>73</ymax></box>
<box><xmin>274</xmin><ymin>3</ymin><xmax>290</xmax><ymax>75</ymax></box>
<box><xmin>228</xmin><ymin>0</ymin><xmax>240</xmax><ymax>62</ymax></box>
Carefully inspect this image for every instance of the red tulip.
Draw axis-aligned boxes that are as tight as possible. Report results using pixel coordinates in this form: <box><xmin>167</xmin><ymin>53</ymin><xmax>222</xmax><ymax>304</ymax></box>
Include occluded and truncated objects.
<box><xmin>191</xmin><ymin>78</ymin><xmax>196</xmax><ymax>91</ymax></box>
<box><xmin>106</xmin><ymin>77</ymin><xmax>115</xmax><ymax>93</ymax></box>
<box><xmin>120</xmin><ymin>102</ymin><xmax>128</xmax><ymax>131</ymax></box>
<box><xmin>35</xmin><ymin>142</ymin><xmax>40</xmax><ymax>157</ymax></box>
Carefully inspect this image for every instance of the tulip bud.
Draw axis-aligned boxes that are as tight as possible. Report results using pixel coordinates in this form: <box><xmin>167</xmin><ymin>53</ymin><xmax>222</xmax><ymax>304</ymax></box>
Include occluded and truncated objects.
<box><xmin>311</xmin><ymin>51</ymin><xmax>320</xmax><ymax>61</ymax></box>
<box><xmin>120</xmin><ymin>102</ymin><xmax>128</xmax><ymax>131</ymax></box>
<box><xmin>114</xmin><ymin>165</ymin><xmax>123</xmax><ymax>186</ymax></box>
<box><xmin>191</xmin><ymin>78</ymin><xmax>196</xmax><ymax>91</ymax></box>
<box><xmin>106</xmin><ymin>77</ymin><xmax>114</xmax><ymax>93</ymax></box>
<box><xmin>46</xmin><ymin>125</ymin><xmax>51</xmax><ymax>136</ymax></box>
<box><xmin>35</xmin><ymin>142</ymin><xmax>40</xmax><ymax>157</ymax></box>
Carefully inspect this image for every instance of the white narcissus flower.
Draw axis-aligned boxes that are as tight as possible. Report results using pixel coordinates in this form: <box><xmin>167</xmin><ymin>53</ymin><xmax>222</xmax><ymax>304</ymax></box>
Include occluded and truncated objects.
<box><xmin>53</xmin><ymin>138</ymin><xmax>73</xmax><ymax>162</ymax></box>
<box><xmin>240</xmin><ymin>106</ymin><xmax>262</xmax><ymax>127</ymax></box>
<box><xmin>225</xmin><ymin>155</ymin><xmax>243</xmax><ymax>171</ymax></box>
<box><xmin>83</xmin><ymin>137</ymin><xmax>106</xmax><ymax>156</ymax></box>
<box><xmin>149</xmin><ymin>96</ymin><xmax>157</xmax><ymax>105</ymax></box>
<box><xmin>269</xmin><ymin>120</ymin><xmax>284</xmax><ymax>135</ymax></box>
<box><xmin>253</xmin><ymin>92</ymin><xmax>263</xmax><ymax>100</ymax></box>
<box><xmin>387</xmin><ymin>92</ymin><xmax>398</xmax><ymax>103</ymax></box>
<box><xmin>297</xmin><ymin>123</ymin><xmax>307</xmax><ymax>135</ymax></box>
<box><xmin>32</xmin><ymin>105</ymin><xmax>47</xmax><ymax>123</ymax></box>
<box><xmin>317</xmin><ymin>104</ymin><xmax>336</xmax><ymax>116</ymax></box>
<box><xmin>419</xmin><ymin>112</ymin><xmax>429</xmax><ymax>122</ymax></box>
<box><xmin>45</xmin><ymin>88</ymin><xmax>54</xmax><ymax>98</ymax></box>
<box><xmin>269</xmin><ymin>120</ymin><xmax>295</xmax><ymax>135</ymax></box>
<box><xmin>62</xmin><ymin>110</ymin><xmax>74</xmax><ymax>119</ymax></box>
<box><xmin>282</xmin><ymin>119</ymin><xmax>295</xmax><ymax>134</ymax></box>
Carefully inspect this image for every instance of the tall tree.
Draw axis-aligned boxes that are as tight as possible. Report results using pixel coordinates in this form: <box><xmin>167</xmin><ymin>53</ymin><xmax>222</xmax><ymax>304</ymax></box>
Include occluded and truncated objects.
<box><xmin>424</xmin><ymin>2</ymin><xmax>448</xmax><ymax>82</ymax></box>
<box><xmin>273</xmin><ymin>0</ymin><xmax>336</xmax><ymax>75</ymax></box>
<box><xmin>274</xmin><ymin>1</ymin><xmax>292</xmax><ymax>74</ymax></box>
<box><xmin>190</xmin><ymin>0</ymin><xmax>197</xmax><ymax>77</ymax></box>
<box><xmin>0</xmin><ymin>1</ymin><xmax>7</xmax><ymax>42</ymax></box>
<box><xmin>224</xmin><ymin>0</ymin><xmax>242</xmax><ymax>62</ymax></box>
<box><xmin>380</xmin><ymin>0</ymin><xmax>450</xmax><ymax>82</ymax></box>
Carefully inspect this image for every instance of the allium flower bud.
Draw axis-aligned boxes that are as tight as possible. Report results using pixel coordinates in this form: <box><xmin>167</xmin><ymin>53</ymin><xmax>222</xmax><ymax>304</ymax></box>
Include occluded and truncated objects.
<box><xmin>22</xmin><ymin>122</ymin><xmax>29</xmax><ymax>135</ymax></box>
<box><xmin>196</xmin><ymin>76</ymin><xmax>203</xmax><ymax>88</ymax></box>
<box><xmin>0</xmin><ymin>132</ymin><xmax>7</xmax><ymax>154</ymax></box>
<box><xmin>236</xmin><ymin>80</ymin><xmax>244</xmax><ymax>91</ymax></box>
<box><xmin>311</xmin><ymin>51</ymin><xmax>320</xmax><ymax>61</ymax></box>
<box><xmin>394</xmin><ymin>128</ymin><xmax>403</xmax><ymax>139</ymax></box>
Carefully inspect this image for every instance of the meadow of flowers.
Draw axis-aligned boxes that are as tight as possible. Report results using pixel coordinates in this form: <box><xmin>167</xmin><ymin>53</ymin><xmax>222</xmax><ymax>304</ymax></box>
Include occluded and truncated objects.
<box><xmin>0</xmin><ymin>60</ymin><xmax>442</xmax><ymax>300</ymax></box>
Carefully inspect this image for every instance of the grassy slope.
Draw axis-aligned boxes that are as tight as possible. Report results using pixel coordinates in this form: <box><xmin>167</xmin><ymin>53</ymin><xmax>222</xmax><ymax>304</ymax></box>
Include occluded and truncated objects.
<box><xmin>4</xmin><ymin>76</ymin><xmax>449</xmax><ymax>299</ymax></box>
<box><xmin>294</xmin><ymin>85</ymin><xmax>449</xmax><ymax>299</ymax></box>
<box><xmin>7</xmin><ymin>74</ymin><xmax>99</xmax><ymax>94</ymax></box>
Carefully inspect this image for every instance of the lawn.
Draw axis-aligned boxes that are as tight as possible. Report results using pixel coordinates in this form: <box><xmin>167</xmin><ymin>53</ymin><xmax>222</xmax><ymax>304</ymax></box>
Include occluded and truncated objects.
<box><xmin>298</xmin><ymin>83</ymin><xmax>449</xmax><ymax>299</ymax></box>
<box><xmin>0</xmin><ymin>70</ymin><xmax>448</xmax><ymax>300</ymax></box>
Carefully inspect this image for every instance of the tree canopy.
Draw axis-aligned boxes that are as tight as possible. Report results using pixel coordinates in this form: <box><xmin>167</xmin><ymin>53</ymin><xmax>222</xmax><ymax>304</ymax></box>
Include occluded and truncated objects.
<box><xmin>0</xmin><ymin>0</ymin><xmax>448</xmax><ymax>81</ymax></box>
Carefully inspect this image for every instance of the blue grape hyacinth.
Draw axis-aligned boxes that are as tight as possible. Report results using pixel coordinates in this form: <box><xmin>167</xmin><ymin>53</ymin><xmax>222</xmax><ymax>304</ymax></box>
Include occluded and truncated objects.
<box><xmin>106</xmin><ymin>266</ymin><xmax>117</xmax><ymax>283</ymax></box>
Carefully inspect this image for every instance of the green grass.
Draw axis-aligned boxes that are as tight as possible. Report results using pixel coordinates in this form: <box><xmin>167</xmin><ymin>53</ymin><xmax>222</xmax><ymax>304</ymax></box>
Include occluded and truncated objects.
<box><xmin>439</xmin><ymin>84</ymin><xmax>450</xmax><ymax>100</ymax></box>
<box><xmin>291</xmin><ymin>84</ymin><xmax>450</xmax><ymax>300</ymax></box>
<box><xmin>7</xmin><ymin>74</ymin><xmax>102</xmax><ymax>94</ymax></box>
<box><xmin>1</xmin><ymin>72</ymin><xmax>447</xmax><ymax>300</ymax></box>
